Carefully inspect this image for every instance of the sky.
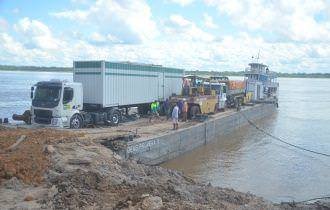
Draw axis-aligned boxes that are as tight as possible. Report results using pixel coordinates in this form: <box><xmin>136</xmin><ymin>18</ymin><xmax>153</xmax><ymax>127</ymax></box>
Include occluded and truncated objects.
<box><xmin>0</xmin><ymin>0</ymin><xmax>330</xmax><ymax>73</ymax></box>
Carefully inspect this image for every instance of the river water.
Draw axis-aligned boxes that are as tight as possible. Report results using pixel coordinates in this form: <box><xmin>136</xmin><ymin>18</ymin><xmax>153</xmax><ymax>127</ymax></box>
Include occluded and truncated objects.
<box><xmin>1</xmin><ymin>71</ymin><xmax>329</xmax><ymax>202</ymax></box>
<box><xmin>0</xmin><ymin>71</ymin><xmax>72</xmax><ymax>120</ymax></box>
<box><xmin>163</xmin><ymin>77</ymin><xmax>330</xmax><ymax>202</ymax></box>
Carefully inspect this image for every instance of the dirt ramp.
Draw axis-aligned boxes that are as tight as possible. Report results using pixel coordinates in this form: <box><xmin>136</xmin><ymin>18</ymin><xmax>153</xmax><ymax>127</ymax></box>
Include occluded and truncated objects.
<box><xmin>42</xmin><ymin>140</ymin><xmax>277</xmax><ymax>209</ymax></box>
<box><xmin>0</xmin><ymin>128</ymin><xmax>82</xmax><ymax>185</ymax></box>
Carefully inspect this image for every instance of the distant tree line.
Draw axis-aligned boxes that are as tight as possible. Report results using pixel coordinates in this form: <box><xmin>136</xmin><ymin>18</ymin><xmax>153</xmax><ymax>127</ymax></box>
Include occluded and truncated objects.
<box><xmin>185</xmin><ymin>70</ymin><xmax>330</xmax><ymax>78</ymax></box>
<box><xmin>1</xmin><ymin>64</ymin><xmax>329</xmax><ymax>78</ymax></box>
<box><xmin>276</xmin><ymin>72</ymin><xmax>330</xmax><ymax>78</ymax></box>
<box><xmin>0</xmin><ymin>65</ymin><xmax>72</xmax><ymax>72</ymax></box>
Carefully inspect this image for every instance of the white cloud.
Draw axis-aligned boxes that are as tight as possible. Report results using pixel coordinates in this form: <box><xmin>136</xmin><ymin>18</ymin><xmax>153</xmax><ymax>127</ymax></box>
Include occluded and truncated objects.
<box><xmin>1</xmin><ymin>0</ymin><xmax>330</xmax><ymax>74</ymax></box>
<box><xmin>1</xmin><ymin>28</ymin><xmax>330</xmax><ymax>73</ymax></box>
<box><xmin>51</xmin><ymin>10</ymin><xmax>88</xmax><ymax>20</ymax></box>
<box><xmin>204</xmin><ymin>0</ymin><xmax>330</xmax><ymax>42</ymax></box>
<box><xmin>89</xmin><ymin>32</ymin><xmax>106</xmax><ymax>43</ymax></box>
<box><xmin>168</xmin><ymin>0</ymin><xmax>195</xmax><ymax>6</ymax></box>
<box><xmin>14</xmin><ymin>17</ymin><xmax>60</xmax><ymax>50</ymax></box>
<box><xmin>165</xmin><ymin>14</ymin><xmax>215</xmax><ymax>42</ymax></box>
<box><xmin>0</xmin><ymin>33</ymin><xmax>26</xmax><ymax>56</ymax></box>
<box><xmin>89</xmin><ymin>32</ymin><xmax>122</xmax><ymax>44</ymax></box>
<box><xmin>51</xmin><ymin>0</ymin><xmax>158</xmax><ymax>44</ymax></box>
<box><xmin>203</xmin><ymin>13</ymin><xmax>218</xmax><ymax>29</ymax></box>
<box><xmin>0</xmin><ymin>32</ymin><xmax>57</xmax><ymax>65</ymax></box>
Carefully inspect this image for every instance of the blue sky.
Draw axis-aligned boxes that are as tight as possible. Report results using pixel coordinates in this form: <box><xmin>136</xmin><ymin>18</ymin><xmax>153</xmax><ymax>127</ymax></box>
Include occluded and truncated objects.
<box><xmin>0</xmin><ymin>0</ymin><xmax>330</xmax><ymax>73</ymax></box>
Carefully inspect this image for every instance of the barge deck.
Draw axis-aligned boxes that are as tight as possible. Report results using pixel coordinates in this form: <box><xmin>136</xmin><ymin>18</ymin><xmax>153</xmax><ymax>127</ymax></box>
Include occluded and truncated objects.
<box><xmin>80</xmin><ymin>103</ymin><xmax>277</xmax><ymax>165</ymax></box>
<box><xmin>3</xmin><ymin>103</ymin><xmax>277</xmax><ymax>165</ymax></box>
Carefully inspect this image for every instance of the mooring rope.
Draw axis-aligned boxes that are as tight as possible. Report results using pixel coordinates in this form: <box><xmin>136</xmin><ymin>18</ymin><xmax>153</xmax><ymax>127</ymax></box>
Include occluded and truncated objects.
<box><xmin>294</xmin><ymin>195</ymin><xmax>330</xmax><ymax>203</ymax></box>
<box><xmin>239</xmin><ymin>110</ymin><xmax>330</xmax><ymax>158</ymax></box>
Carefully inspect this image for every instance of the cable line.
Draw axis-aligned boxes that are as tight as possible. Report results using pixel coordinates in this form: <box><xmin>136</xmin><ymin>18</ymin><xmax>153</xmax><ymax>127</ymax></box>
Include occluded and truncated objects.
<box><xmin>295</xmin><ymin>196</ymin><xmax>330</xmax><ymax>204</ymax></box>
<box><xmin>239</xmin><ymin>111</ymin><xmax>330</xmax><ymax>158</ymax></box>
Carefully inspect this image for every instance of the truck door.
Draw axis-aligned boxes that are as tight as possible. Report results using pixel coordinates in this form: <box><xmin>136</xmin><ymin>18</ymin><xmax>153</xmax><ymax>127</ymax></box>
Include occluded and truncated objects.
<box><xmin>62</xmin><ymin>87</ymin><xmax>76</xmax><ymax>120</ymax></box>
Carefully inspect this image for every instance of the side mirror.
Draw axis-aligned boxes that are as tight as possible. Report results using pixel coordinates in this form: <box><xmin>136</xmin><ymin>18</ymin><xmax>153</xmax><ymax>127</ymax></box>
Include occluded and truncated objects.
<box><xmin>30</xmin><ymin>87</ymin><xmax>34</xmax><ymax>99</ymax></box>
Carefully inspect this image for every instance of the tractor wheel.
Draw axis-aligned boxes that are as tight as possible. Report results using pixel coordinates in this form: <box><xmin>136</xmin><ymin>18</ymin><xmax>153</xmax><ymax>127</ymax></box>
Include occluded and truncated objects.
<box><xmin>190</xmin><ymin>105</ymin><xmax>201</xmax><ymax>119</ymax></box>
<box><xmin>214</xmin><ymin>103</ymin><xmax>219</xmax><ymax>113</ymax></box>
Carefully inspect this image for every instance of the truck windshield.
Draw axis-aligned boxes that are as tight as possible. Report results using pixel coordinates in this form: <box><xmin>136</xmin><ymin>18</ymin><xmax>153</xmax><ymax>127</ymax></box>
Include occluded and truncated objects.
<box><xmin>32</xmin><ymin>86</ymin><xmax>61</xmax><ymax>108</ymax></box>
<box><xmin>34</xmin><ymin>86</ymin><xmax>61</xmax><ymax>101</ymax></box>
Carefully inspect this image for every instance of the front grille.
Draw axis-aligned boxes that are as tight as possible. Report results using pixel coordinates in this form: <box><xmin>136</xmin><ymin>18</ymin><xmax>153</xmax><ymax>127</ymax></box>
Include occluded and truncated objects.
<box><xmin>34</xmin><ymin>109</ymin><xmax>52</xmax><ymax>124</ymax></box>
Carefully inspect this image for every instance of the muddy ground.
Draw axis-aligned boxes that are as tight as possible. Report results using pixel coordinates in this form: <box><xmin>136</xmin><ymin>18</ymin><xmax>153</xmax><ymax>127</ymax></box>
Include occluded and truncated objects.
<box><xmin>0</xmin><ymin>123</ymin><xmax>329</xmax><ymax>209</ymax></box>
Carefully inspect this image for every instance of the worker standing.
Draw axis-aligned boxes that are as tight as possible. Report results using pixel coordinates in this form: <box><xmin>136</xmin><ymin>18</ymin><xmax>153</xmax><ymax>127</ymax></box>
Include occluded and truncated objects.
<box><xmin>172</xmin><ymin>103</ymin><xmax>179</xmax><ymax>130</ymax></box>
<box><xmin>164</xmin><ymin>98</ymin><xmax>170</xmax><ymax>120</ymax></box>
<box><xmin>183</xmin><ymin>78</ymin><xmax>190</xmax><ymax>96</ymax></box>
<box><xmin>156</xmin><ymin>100</ymin><xmax>160</xmax><ymax>113</ymax></box>
<box><xmin>177</xmin><ymin>100</ymin><xmax>183</xmax><ymax>119</ymax></box>
<box><xmin>149</xmin><ymin>100</ymin><xmax>159</xmax><ymax>123</ymax></box>
<box><xmin>182</xmin><ymin>100</ymin><xmax>188</xmax><ymax>122</ymax></box>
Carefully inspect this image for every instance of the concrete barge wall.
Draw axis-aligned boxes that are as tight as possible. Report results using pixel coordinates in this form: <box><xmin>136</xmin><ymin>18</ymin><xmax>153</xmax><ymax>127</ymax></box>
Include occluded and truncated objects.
<box><xmin>123</xmin><ymin>104</ymin><xmax>277</xmax><ymax>165</ymax></box>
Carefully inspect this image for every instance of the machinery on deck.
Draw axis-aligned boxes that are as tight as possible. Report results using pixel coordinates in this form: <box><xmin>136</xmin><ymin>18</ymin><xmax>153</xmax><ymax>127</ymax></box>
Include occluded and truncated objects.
<box><xmin>209</xmin><ymin>76</ymin><xmax>246</xmax><ymax>108</ymax></box>
<box><xmin>169</xmin><ymin>75</ymin><xmax>248</xmax><ymax>118</ymax></box>
<box><xmin>170</xmin><ymin>75</ymin><xmax>218</xmax><ymax>118</ymax></box>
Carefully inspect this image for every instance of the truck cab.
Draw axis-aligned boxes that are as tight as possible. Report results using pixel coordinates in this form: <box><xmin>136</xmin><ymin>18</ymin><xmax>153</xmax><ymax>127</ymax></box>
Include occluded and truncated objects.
<box><xmin>31</xmin><ymin>80</ymin><xmax>83</xmax><ymax>128</ymax></box>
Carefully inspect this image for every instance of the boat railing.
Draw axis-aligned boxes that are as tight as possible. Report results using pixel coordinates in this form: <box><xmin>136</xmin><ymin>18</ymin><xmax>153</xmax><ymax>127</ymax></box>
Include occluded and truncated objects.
<box><xmin>245</xmin><ymin>67</ymin><xmax>267</xmax><ymax>74</ymax></box>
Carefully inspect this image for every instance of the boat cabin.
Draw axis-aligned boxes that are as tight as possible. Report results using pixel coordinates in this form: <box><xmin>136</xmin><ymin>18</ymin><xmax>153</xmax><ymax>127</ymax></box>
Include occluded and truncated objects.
<box><xmin>244</xmin><ymin>62</ymin><xmax>279</xmax><ymax>102</ymax></box>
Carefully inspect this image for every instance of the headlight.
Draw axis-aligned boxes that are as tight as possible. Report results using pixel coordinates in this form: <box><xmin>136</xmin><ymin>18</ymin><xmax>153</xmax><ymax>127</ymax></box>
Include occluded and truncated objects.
<box><xmin>51</xmin><ymin>118</ymin><xmax>58</xmax><ymax>125</ymax></box>
<box><xmin>61</xmin><ymin>117</ymin><xmax>68</xmax><ymax>123</ymax></box>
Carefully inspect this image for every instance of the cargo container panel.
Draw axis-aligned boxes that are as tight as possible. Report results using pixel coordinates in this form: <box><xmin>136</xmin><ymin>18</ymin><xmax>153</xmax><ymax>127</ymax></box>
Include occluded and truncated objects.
<box><xmin>73</xmin><ymin>61</ymin><xmax>184</xmax><ymax>107</ymax></box>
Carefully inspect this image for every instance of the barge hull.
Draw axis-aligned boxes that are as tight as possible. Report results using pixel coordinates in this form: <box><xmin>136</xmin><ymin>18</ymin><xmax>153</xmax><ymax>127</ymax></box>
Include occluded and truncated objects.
<box><xmin>122</xmin><ymin>104</ymin><xmax>276</xmax><ymax>165</ymax></box>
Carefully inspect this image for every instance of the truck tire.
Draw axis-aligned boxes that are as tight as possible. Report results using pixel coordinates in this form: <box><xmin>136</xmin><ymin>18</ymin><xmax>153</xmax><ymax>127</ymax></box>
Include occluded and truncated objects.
<box><xmin>214</xmin><ymin>103</ymin><xmax>219</xmax><ymax>113</ymax></box>
<box><xmin>70</xmin><ymin>114</ymin><xmax>83</xmax><ymax>129</ymax></box>
<box><xmin>190</xmin><ymin>105</ymin><xmax>201</xmax><ymax>119</ymax></box>
<box><xmin>106</xmin><ymin>109</ymin><xmax>121</xmax><ymax>126</ymax></box>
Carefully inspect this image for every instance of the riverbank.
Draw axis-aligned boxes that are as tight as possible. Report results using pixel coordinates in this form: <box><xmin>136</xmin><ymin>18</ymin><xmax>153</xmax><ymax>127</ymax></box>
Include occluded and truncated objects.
<box><xmin>1</xmin><ymin>126</ymin><xmax>329</xmax><ymax>209</ymax></box>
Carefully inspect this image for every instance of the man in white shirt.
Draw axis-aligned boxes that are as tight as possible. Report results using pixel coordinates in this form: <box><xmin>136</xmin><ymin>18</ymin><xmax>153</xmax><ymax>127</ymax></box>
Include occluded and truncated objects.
<box><xmin>172</xmin><ymin>104</ymin><xmax>179</xmax><ymax>130</ymax></box>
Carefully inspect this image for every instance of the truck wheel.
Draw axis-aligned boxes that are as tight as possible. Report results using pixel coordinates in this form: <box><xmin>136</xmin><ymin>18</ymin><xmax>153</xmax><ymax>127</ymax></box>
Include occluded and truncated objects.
<box><xmin>107</xmin><ymin>109</ymin><xmax>121</xmax><ymax>126</ymax></box>
<box><xmin>214</xmin><ymin>103</ymin><xmax>219</xmax><ymax>113</ymax></box>
<box><xmin>190</xmin><ymin>105</ymin><xmax>200</xmax><ymax>119</ymax></box>
<box><xmin>70</xmin><ymin>114</ymin><xmax>83</xmax><ymax>129</ymax></box>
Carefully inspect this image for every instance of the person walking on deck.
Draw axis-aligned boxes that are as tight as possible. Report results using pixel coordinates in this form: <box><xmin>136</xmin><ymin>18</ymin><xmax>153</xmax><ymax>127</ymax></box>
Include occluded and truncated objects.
<box><xmin>182</xmin><ymin>100</ymin><xmax>188</xmax><ymax>122</ymax></box>
<box><xmin>172</xmin><ymin>103</ymin><xmax>179</xmax><ymax>130</ymax></box>
<box><xmin>177</xmin><ymin>100</ymin><xmax>183</xmax><ymax>119</ymax></box>
<box><xmin>164</xmin><ymin>98</ymin><xmax>170</xmax><ymax>120</ymax></box>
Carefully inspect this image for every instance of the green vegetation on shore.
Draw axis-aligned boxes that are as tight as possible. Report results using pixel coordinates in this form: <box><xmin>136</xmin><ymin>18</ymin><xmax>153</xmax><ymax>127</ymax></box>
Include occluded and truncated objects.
<box><xmin>184</xmin><ymin>70</ymin><xmax>330</xmax><ymax>78</ymax></box>
<box><xmin>0</xmin><ymin>65</ymin><xmax>71</xmax><ymax>72</ymax></box>
<box><xmin>1</xmin><ymin>65</ymin><xmax>330</xmax><ymax>78</ymax></box>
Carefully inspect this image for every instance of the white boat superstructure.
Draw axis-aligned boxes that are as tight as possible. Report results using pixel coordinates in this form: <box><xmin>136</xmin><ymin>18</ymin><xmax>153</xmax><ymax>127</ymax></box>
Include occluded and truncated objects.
<box><xmin>244</xmin><ymin>62</ymin><xmax>279</xmax><ymax>103</ymax></box>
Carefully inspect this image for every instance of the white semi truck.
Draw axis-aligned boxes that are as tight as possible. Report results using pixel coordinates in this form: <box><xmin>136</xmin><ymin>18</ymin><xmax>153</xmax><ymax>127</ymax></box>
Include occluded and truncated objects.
<box><xmin>29</xmin><ymin>61</ymin><xmax>184</xmax><ymax>128</ymax></box>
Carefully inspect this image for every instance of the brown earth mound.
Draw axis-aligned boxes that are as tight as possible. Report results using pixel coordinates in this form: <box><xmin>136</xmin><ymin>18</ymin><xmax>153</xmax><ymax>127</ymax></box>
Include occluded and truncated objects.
<box><xmin>1</xmin><ymin>127</ymin><xmax>329</xmax><ymax>209</ymax></box>
<box><xmin>0</xmin><ymin>128</ymin><xmax>82</xmax><ymax>185</ymax></box>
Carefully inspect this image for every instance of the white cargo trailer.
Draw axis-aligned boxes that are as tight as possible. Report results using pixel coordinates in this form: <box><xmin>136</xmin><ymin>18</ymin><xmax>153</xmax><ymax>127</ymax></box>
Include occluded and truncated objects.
<box><xmin>73</xmin><ymin>61</ymin><xmax>183</xmax><ymax>108</ymax></box>
<box><xmin>29</xmin><ymin>60</ymin><xmax>184</xmax><ymax>128</ymax></box>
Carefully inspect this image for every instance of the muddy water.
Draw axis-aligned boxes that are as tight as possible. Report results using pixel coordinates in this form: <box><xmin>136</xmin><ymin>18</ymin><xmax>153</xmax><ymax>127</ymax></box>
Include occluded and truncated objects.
<box><xmin>162</xmin><ymin>78</ymin><xmax>330</xmax><ymax>202</ymax></box>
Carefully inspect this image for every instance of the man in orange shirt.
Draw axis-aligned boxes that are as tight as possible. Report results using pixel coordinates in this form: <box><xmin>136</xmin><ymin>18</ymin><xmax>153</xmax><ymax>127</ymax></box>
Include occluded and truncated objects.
<box><xmin>182</xmin><ymin>100</ymin><xmax>188</xmax><ymax>122</ymax></box>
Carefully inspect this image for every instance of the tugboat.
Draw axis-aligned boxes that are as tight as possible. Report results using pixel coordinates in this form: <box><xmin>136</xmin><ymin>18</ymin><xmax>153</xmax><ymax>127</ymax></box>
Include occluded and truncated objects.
<box><xmin>244</xmin><ymin>61</ymin><xmax>279</xmax><ymax>106</ymax></box>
